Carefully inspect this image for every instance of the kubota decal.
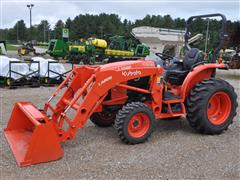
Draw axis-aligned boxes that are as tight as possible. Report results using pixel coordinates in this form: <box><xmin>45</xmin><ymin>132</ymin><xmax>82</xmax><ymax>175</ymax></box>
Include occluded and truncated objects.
<box><xmin>122</xmin><ymin>70</ymin><xmax>142</xmax><ymax>77</ymax></box>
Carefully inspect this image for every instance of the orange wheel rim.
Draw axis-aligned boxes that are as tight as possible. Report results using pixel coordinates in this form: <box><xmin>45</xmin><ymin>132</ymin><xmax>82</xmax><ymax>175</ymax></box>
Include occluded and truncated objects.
<box><xmin>128</xmin><ymin>113</ymin><xmax>150</xmax><ymax>138</ymax></box>
<box><xmin>207</xmin><ymin>92</ymin><xmax>231</xmax><ymax>125</ymax></box>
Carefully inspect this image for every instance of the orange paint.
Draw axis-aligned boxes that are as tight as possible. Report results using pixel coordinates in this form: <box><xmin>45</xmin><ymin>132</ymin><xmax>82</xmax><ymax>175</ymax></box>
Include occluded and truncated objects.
<box><xmin>4</xmin><ymin>60</ymin><xmax>227</xmax><ymax>166</ymax></box>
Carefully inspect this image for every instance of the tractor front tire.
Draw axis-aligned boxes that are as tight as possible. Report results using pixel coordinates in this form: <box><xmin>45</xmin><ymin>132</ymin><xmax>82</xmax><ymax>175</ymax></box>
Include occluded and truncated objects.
<box><xmin>186</xmin><ymin>78</ymin><xmax>237</xmax><ymax>134</ymax></box>
<box><xmin>90</xmin><ymin>112</ymin><xmax>115</xmax><ymax>127</ymax></box>
<box><xmin>115</xmin><ymin>102</ymin><xmax>156</xmax><ymax>144</ymax></box>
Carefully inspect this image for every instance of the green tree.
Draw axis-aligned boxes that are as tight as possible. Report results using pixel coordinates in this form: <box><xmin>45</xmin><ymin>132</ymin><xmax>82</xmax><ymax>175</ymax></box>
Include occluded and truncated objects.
<box><xmin>162</xmin><ymin>15</ymin><xmax>174</xmax><ymax>28</ymax></box>
<box><xmin>13</xmin><ymin>20</ymin><xmax>27</xmax><ymax>41</ymax></box>
<box><xmin>54</xmin><ymin>20</ymin><xmax>65</xmax><ymax>38</ymax></box>
<box><xmin>227</xmin><ymin>21</ymin><xmax>240</xmax><ymax>52</ymax></box>
<box><xmin>65</xmin><ymin>18</ymin><xmax>73</xmax><ymax>39</ymax></box>
<box><xmin>174</xmin><ymin>18</ymin><xmax>185</xmax><ymax>29</ymax></box>
<box><xmin>35</xmin><ymin>20</ymin><xmax>50</xmax><ymax>42</ymax></box>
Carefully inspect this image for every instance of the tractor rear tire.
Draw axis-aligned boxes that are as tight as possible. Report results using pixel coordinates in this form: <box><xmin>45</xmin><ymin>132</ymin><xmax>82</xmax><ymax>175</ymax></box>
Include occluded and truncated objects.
<box><xmin>90</xmin><ymin>112</ymin><xmax>115</xmax><ymax>127</ymax></box>
<box><xmin>115</xmin><ymin>102</ymin><xmax>156</xmax><ymax>144</ymax></box>
<box><xmin>186</xmin><ymin>78</ymin><xmax>237</xmax><ymax>134</ymax></box>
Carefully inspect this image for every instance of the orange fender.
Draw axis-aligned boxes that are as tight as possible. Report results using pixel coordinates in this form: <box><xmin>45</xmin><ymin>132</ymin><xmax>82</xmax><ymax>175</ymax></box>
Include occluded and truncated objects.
<box><xmin>180</xmin><ymin>63</ymin><xmax>227</xmax><ymax>99</ymax></box>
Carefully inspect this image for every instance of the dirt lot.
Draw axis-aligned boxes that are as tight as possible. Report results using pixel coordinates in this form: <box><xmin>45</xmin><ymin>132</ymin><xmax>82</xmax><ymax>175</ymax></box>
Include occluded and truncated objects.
<box><xmin>0</xmin><ymin>70</ymin><xmax>239</xmax><ymax>179</ymax></box>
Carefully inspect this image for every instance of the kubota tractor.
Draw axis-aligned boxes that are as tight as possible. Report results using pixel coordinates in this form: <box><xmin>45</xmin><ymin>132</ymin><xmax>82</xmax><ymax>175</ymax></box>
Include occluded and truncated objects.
<box><xmin>4</xmin><ymin>14</ymin><xmax>238</xmax><ymax>167</ymax></box>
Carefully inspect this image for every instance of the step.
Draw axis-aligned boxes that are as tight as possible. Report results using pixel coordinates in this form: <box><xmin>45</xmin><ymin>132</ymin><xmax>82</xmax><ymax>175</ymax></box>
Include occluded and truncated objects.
<box><xmin>163</xmin><ymin>91</ymin><xmax>181</xmax><ymax>101</ymax></box>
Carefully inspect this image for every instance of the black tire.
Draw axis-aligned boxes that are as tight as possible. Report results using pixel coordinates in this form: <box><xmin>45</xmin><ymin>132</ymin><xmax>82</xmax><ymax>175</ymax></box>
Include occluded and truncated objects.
<box><xmin>115</xmin><ymin>102</ymin><xmax>156</xmax><ymax>144</ymax></box>
<box><xmin>82</xmin><ymin>54</ymin><xmax>90</xmax><ymax>65</ymax></box>
<box><xmin>90</xmin><ymin>112</ymin><xmax>115</xmax><ymax>127</ymax></box>
<box><xmin>186</xmin><ymin>78</ymin><xmax>237</xmax><ymax>134</ymax></box>
<box><xmin>67</xmin><ymin>54</ymin><xmax>74</xmax><ymax>63</ymax></box>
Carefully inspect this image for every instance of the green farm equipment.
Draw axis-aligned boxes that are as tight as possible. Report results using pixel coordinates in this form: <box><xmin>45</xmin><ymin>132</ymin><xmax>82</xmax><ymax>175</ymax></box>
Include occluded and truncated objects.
<box><xmin>106</xmin><ymin>35</ymin><xmax>149</xmax><ymax>63</ymax></box>
<box><xmin>47</xmin><ymin>39</ymin><xmax>69</xmax><ymax>59</ymax></box>
<box><xmin>47</xmin><ymin>33</ymin><xmax>150</xmax><ymax>64</ymax></box>
<box><xmin>68</xmin><ymin>38</ymin><xmax>106</xmax><ymax>64</ymax></box>
<box><xmin>46</xmin><ymin>28</ymin><xmax>70</xmax><ymax>59</ymax></box>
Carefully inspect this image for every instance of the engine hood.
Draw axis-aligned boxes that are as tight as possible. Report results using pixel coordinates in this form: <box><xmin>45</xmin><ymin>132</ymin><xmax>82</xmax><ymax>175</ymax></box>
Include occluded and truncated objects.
<box><xmin>100</xmin><ymin>59</ymin><xmax>156</xmax><ymax>71</ymax></box>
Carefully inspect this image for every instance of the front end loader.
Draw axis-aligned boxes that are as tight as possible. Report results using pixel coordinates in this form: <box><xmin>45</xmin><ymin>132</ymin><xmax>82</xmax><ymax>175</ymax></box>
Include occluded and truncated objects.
<box><xmin>4</xmin><ymin>14</ymin><xmax>238</xmax><ymax>167</ymax></box>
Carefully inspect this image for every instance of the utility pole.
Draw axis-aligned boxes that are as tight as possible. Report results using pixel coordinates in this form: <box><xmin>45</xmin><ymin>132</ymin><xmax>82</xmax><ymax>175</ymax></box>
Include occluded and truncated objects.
<box><xmin>43</xmin><ymin>21</ymin><xmax>46</xmax><ymax>43</ymax></box>
<box><xmin>204</xmin><ymin>19</ymin><xmax>210</xmax><ymax>53</ymax></box>
<box><xmin>27</xmin><ymin>4</ymin><xmax>34</xmax><ymax>41</ymax></box>
<box><xmin>99</xmin><ymin>26</ymin><xmax>103</xmax><ymax>38</ymax></box>
<box><xmin>48</xmin><ymin>30</ymin><xmax>50</xmax><ymax>42</ymax></box>
<box><xmin>16</xmin><ymin>21</ymin><xmax>19</xmax><ymax>42</ymax></box>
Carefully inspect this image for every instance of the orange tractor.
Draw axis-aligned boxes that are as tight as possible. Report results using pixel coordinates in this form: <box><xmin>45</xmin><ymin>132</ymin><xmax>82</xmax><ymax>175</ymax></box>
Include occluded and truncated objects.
<box><xmin>4</xmin><ymin>14</ymin><xmax>238</xmax><ymax>166</ymax></box>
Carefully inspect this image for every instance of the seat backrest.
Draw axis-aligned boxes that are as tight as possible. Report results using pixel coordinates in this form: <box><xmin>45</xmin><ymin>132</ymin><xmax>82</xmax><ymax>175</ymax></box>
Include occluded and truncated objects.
<box><xmin>183</xmin><ymin>48</ymin><xmax>203</xmax><ymax>70</ymax></box>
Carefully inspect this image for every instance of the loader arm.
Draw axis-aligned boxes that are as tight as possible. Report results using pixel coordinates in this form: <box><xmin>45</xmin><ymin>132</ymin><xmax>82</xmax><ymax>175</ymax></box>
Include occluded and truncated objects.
<box><xmin>4</xmin><ymin>60</ymin><xmax>163</xmax><ymax>166</ymax></box>
<box><xmin>44</xmin><ymin>60</ymin><xmax>162</xmax><ymax>142</ymax></box>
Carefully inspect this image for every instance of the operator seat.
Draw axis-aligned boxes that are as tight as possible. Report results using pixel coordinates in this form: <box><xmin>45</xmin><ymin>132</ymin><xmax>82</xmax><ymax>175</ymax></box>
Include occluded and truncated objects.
<box><xmin>164</xmin><ymin>48</ymin><xmax>204</xmax><ymax>85</ymax></box>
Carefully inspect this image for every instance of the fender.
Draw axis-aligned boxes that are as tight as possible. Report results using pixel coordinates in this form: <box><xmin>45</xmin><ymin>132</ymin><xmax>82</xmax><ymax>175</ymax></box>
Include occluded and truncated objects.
<box><xmin>181</xmin><ymin>63</ymin><xmax>227</xmax><ymax>99</ymax></box>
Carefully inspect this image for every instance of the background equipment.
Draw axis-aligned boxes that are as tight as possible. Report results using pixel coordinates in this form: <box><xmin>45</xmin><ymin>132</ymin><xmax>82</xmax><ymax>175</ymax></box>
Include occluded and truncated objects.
<box><xmin>47</xmin><ymin>35</ymin><xmax>150</xmax><ymax>64</ymax></box>
<box><xmin>0</xmin><ymin>41</ymin><xmax>7</xmax><ymax>55</ymax></box>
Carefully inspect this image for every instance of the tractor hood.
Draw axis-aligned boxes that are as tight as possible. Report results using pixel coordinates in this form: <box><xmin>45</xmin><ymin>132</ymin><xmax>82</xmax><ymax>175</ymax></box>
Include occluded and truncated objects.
<box><xmin>99</xmin><ymin>59</ymin><xmax>156</xmax><ymax>71</ymax></box>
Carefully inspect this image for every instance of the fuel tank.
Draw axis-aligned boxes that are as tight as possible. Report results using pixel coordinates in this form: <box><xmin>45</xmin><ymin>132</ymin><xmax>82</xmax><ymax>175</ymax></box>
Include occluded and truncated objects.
<box><xmin>91</xmin><ymin>38</ymin><xmax>107</xmax><ymax>48</ymax></box>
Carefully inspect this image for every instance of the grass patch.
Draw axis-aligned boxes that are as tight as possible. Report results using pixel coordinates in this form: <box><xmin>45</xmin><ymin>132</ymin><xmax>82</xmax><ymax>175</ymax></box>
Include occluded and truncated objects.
<box><xmin>6</xmin><ymin>44</ymin><xmax>18</xmax><ymax>51</ymax></box>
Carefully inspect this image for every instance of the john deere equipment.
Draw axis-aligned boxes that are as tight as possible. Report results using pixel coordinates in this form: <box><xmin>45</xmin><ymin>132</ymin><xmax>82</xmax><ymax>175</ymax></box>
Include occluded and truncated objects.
<box><xmin>67</xmin><ymin>36</ymin><xmax>150</xmax><ymax>64</ymax></box>
<box><xmin>106</xmin><ymin>35</ymin><xmax>150</xmax><ymax>63</ymax></box>
<box><xmin>47</xmin><ymin>34</ymin><xmax>150</xmax><ymax>64</ymax></box>
<box><xmin>47</xmin><ymin>28</ymin><xmax>70</xmax><ymax>59</ymax></box>
<box><xmin>68</xmin><ymin>38</ymin><xmax>106</xmax><ymax>64</ymax></box>
<box><xmin>47</xmin><ymin>39</ymin><xmax>69</xmax><ymax>59</ymax></box>
<box><xmin>4</xmin><ymin>14</ymin><xmax>237</xmax><ymax>167</ymax></box>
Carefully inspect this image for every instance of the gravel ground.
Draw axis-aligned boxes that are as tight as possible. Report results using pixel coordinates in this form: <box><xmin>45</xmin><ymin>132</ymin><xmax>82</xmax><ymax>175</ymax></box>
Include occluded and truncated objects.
<box><xmin>0</xmin><ymin>70</ymin><xmax>239</xmax><ymax>179</ymax></box>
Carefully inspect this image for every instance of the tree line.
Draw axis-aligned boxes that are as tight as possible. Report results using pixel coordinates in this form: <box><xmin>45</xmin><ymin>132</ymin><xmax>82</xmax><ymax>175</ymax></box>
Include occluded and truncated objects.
<box><xmin>0</xmin><ymin>13</ymin><xmax>239</xmax><ymax>50</ymax></box>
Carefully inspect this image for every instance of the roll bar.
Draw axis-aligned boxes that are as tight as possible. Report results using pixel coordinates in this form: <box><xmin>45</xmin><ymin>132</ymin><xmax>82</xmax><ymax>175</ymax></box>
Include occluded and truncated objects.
<box><xmin>184</xmin><ymin>13</ymin><xmax>228</xmax><ymax>63</ymax></box>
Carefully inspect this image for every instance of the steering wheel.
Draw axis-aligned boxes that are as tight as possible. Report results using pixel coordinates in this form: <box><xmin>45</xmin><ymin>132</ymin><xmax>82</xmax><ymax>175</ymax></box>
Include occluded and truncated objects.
<box><xmin>155</xmin><ymin>52</ymin><xmax>174</xmax><ymax>61</ymax></box>
<box><xmin>155</xmin><ymin>53</ymin><xmax>175</xmax><ymax>67</ymax></box>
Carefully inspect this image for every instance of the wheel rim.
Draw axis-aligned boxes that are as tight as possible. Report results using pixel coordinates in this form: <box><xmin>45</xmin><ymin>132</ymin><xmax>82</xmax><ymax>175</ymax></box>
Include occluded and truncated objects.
<box><xmin>207</xmin><ymin>92</ymin><xmax>231</xmax><ymax>125</ymax></box>
<box><xmin>128</xmin><ymin>113</ymin><xmax>150</xmax><ymax>138</ymax></box>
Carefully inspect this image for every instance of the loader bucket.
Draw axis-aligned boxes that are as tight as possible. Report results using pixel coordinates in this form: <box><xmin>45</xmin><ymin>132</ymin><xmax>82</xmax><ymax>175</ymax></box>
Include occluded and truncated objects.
<box><xmin>4</xmin><ymin>102</ymin><xmax>63</xmax><ymax>167</ymax></box>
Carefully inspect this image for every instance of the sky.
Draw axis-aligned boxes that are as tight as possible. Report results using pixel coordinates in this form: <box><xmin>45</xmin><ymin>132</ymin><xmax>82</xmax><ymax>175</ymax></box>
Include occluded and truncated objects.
<box><xmin>1</xmin><ymin>0</ymin><xmax>239</xmax><ymax>29</ymax></box>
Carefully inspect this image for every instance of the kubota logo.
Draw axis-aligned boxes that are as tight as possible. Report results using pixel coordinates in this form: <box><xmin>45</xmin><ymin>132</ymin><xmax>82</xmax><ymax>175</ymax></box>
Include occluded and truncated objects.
<box><xmin>122</xmin><ymin>70</ymin><xmax>142</xmax><ymax>77</ymax></box>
